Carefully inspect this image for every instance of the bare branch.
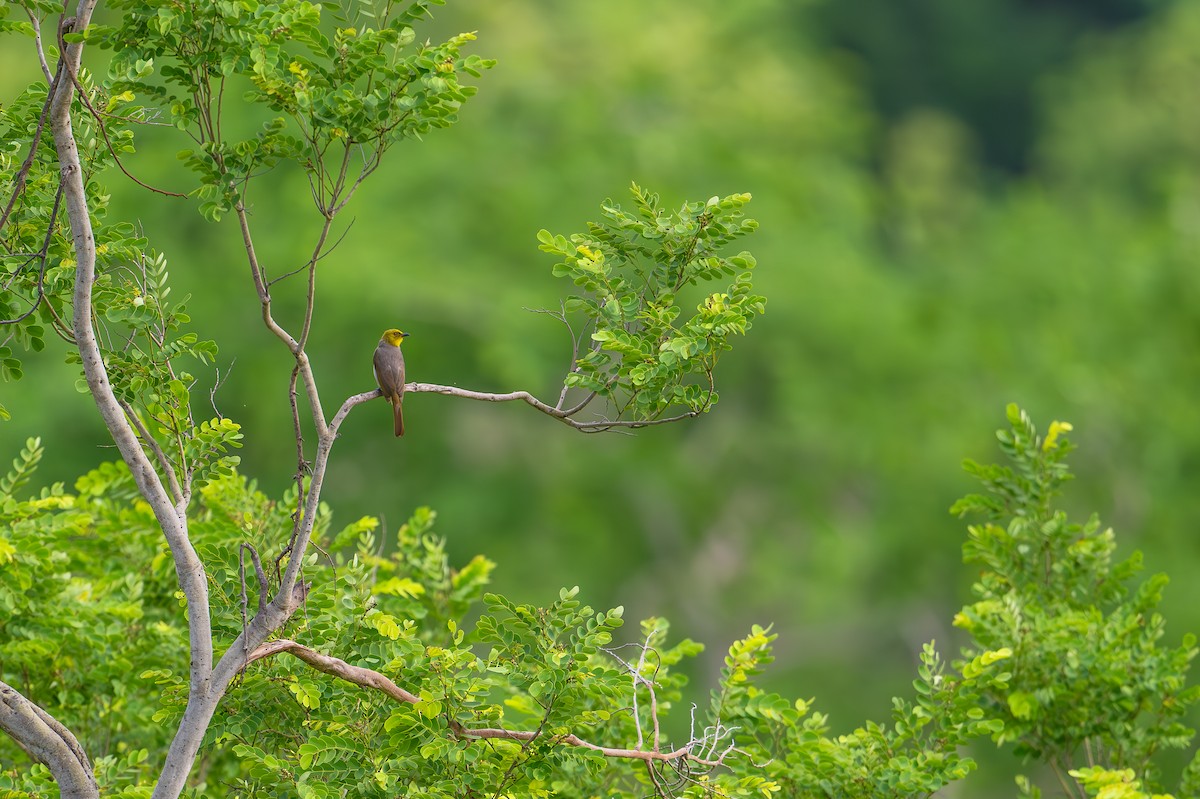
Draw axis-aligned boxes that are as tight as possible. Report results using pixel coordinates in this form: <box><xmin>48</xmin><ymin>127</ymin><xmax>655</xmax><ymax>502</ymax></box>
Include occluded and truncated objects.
<box><xmin>246</xmin><ymin>639</ymin><xmax>419</xmax><ymax>704</ymax></box>
<box><xmin>603</xmin><ymin>640</ymin><xmax>661</xmax><ymax>752</ymax></box>
<box><xmin>25</xmin><ymin>9</ymin><xmax>54</xmax><ymax>82</ymax></box>
<box><xmin>240</xmin><ymin>543</ymin><xmax>269</xmax><ymax>613</ymax></box>
<box><xmin>404</xmin><ymin>382</ymin><xmax>705</xmax><ymax>431</ymax></box>
<box><xmin>233</xmin><ymin>201</ymin><xmax>329</xmax><ymax>438</ymax></box>
<box><xmin>524</xmin><ymin>303</ymin><xmax>581</xmax><ymax>411</ymax></box>
<box><xmin>209</xmin><ymin>358</ymin><xmax>234</xmax><ymax>420</ymax></box>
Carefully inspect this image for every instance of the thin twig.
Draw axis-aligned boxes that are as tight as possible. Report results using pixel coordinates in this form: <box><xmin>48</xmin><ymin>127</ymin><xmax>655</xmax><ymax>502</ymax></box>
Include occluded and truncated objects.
<box><xmin>25</xmin><ymin>9</ymin><xmax>54</xmax><ymax>82</ymax></box>
<box><xmin>489</xmin><ymin>696</ymin><xmax>558</xmax><ymax>799</ymax></box>
<box><xmin>55</xmin><ymin>22</ymin><xmax>185</xmax><ymax>199</ymax></box>
<box><xmin>0</xmin><ymin>58</ymin><xmax>59</xmax><ymax>235</ymax></box>
<box><xmin>523</xmin><ymin>304</ymin><xmax>580</xmax><ymax>411</ymax></box>
<box><xmin>234</xmin><ymin>199</ymin><xmax>329</xmax><ymax>437</ymax></box>
<box><xmin>209</xmin><ymin>358</ymin><xmax>234</xmax><ymax>420</ymax></box>
<box><xmin>266</xmin><ymin>219</ymin><xmax>355</xmax><ymax>289</ymax></box>
<box><xmin>0</xmin><ymin>180</ymin><xmax>64</xmax><ymax>327</ymax></box>
<box><xmin>118</xmin><ymin>398</ymin><xmax>184</xmax><ymax>507</ymax></box>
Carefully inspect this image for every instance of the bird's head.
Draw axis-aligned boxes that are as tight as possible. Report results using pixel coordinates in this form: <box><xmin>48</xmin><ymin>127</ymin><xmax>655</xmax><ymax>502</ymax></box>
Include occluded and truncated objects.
<box><xmin>381</xmin><ymin>328</ymin><xmax>410</xmax><ymax>346</ymax></box>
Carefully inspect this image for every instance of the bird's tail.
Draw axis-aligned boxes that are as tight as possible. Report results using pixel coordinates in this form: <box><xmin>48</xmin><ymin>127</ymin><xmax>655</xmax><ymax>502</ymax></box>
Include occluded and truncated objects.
<box><xmin>393</xmin><ymin>399</ymin><xmax>405</xmax><ymax>437</ymax></box>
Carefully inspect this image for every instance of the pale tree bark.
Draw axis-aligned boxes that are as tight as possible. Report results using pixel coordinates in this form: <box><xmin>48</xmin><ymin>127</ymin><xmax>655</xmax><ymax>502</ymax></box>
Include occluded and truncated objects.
<box><xmin>45</xmin><ymin>1</ymin><xmax>221</xmax><ymax>796</ymax></box>
<box><xmin>0</xmin><ymin>5</ymin><xmax>111</xmax><ymax>797</ymax></box>
<box><xmin>0</xmin><ymin>681</ymin><xmax>97</xmax><ymax>799</ymax></box>
<box><xmin>42</xmin><ymin>4</ymin><xmax>357</xmax><ymax>785</ymax></box>
<box><xmin>49</xmin><ymin>0</ymin><xmax>214</xmax><ymax>685</ymax></box>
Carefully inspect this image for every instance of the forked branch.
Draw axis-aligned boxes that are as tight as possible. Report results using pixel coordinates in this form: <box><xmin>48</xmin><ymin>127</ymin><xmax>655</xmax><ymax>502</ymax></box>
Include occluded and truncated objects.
<box><xmin>0</xmin><ymin>681</ymin><xmax>96</xmax><ymax>799</ymax></box>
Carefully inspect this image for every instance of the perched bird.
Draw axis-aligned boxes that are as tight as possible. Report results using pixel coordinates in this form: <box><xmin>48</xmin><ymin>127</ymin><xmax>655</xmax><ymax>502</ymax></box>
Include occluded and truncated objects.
<box><xmin>373</xmin><ymin>328</ymin><xmax>410</xmax><ymax>437</ymax></box>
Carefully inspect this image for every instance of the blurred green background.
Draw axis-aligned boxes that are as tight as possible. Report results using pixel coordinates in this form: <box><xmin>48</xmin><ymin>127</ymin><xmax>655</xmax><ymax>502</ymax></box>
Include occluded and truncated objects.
<box><xmin>5</xmin><ymin>0</ymin><xmax>1200</xmax><ymax>793</ymax></box>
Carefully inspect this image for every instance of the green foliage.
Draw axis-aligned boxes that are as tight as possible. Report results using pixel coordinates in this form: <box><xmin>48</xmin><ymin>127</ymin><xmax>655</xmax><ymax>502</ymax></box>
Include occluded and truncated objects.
<box><xmin>0</xmin><ymin>444</ymin><xmax>184</xmax><ymax>796</ymax></box>
<box><xmin>0</xmin><ymin>62</ymin><xmax>112</xmax><ymax>419</ymax></box>
<box><xmin>7</xmin><ymin>0</ymin><xmax>1200</xmax><ymax>797</ymax></box>
<box><xmin>953</xmin><ymin>406</ymin><xmax>1200</xmax><ymax>797</ymax></box>
<box><xmin>90</xmin><ymin>0</ymin><xmax>494</xmax><ymax>221</ymax></box>
<box><xmin>1</xmin><ymin>440</ymin><xmax>1018</xmax><ymax>798</ymax></box>
<box><xmin>1069</xmin><ymin>766</ymin><xmax>1174</xmax><ymax>799</ymax></box>
<box><xmin>717</xmin><ymin>635</ymin><xmax>1010</xmax><ymax>799</ymax></box>
<box><xmin>539</xmin><ymin>184</ymin><xmax>765</xmax><ymax>421</ymax></box>
<box><xmin>0</xmin><ymin>49</ymin><xmax>226</xmax><ymax>497</ymax></box>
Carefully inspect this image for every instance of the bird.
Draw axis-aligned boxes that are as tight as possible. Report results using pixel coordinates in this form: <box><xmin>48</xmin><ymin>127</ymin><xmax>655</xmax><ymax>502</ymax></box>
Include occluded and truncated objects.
<box><xmin>373</xmin><ymin>328</ymin><xmax>410</xmax><ymax>437</ymax></box>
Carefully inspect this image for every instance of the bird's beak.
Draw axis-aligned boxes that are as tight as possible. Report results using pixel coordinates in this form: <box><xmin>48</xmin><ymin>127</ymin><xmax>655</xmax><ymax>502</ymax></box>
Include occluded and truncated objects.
<box><xmin>402</xmin><ymin>332</ymin><xmax>411</xmax><ymax>338</ymax></box>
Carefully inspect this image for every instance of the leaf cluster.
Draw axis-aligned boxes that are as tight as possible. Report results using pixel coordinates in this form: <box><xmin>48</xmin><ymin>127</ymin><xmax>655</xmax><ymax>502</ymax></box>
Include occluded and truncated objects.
<box><xmin>0</xmin><ymin>440</ymin><xmax>187</xmax><ymax>796</ymax></box>
<box><xmin>0</xmin><ymin>32</ymin><xmax>153</xmax><ymax>418</ymax></box>
<box><xmin>1</xmin><ymin>442</ymin><xmax>1018</xmax><ymax>798</ymax></box>
<box><xmin>953</xmin><ymin>405</ymin><xmax>1200</xmax><ymax>797</ymax></box>
<box><xmin>539</xmin><ymin>184</ymin><xmax>766</xmax><ymax>422</ymax></box>
<box><xmin>88</xmin><ymin>0</ymin><xmax>494</xmax><ymax>221</ymax></box>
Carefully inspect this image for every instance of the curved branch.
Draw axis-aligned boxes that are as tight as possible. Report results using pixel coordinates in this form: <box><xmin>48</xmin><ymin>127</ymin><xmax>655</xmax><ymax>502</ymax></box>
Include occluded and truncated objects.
<box><xmin>332</xmin><ymin>389</ymin><xmax>381</xmax><ymax>430</ymax></box>
<box><xmin>0</xmin><ymin>45</ymin><xmax>59</xmax><ymax>235</ymax></box>
<box><xmin>0</xmin><ymin>681</ymin><xmax>96</xmax><ymax>799</ymax></box>
<box><xmin>233</xmin><ymin>202</ymin><xmax>329</xmax><ymax>437</ymax></box>
<box><xmin>56</xmin><ymin>24</ymin><xmax>185</xmax><ymax>199</ymax></box>
<box><xmin>246</xmin><ymin>639</ymin><xmax>419</xmax><ymax>704</ymax></box>
<box><xmin>404</xmin><ymin>382</ymin><xmax>704</xmax><ymax>431</ymax></box>
<box><xmin>26</xmin><ymin>9</ymin><xmax>54</xmax><ymax>83</ymax></box>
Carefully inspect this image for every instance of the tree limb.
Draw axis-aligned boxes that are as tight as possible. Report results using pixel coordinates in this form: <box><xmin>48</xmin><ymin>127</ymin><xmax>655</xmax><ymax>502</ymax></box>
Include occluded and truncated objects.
<box><xmin>246</xmin><ymin>639</ymin><xmax>735</xmax><ymax>769</ymax></box>
<box><xmin>404</xmin><ymin>382</ymin><xmax>704</xmax><ymax>431</ymax></box>
<box><xmin>246</xmin><ymin>639</ymin><xmax>419</xmax><ymax>704</ymax></box>
<box><xmin>0</xmin><ymin>680</ymin><xmax>97</xmax><ymax>799</ymax></box>
<box><xmin>119</xmin><ymin>398</ymin><xmax>185</xmax><ymax>508</ymax></box>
